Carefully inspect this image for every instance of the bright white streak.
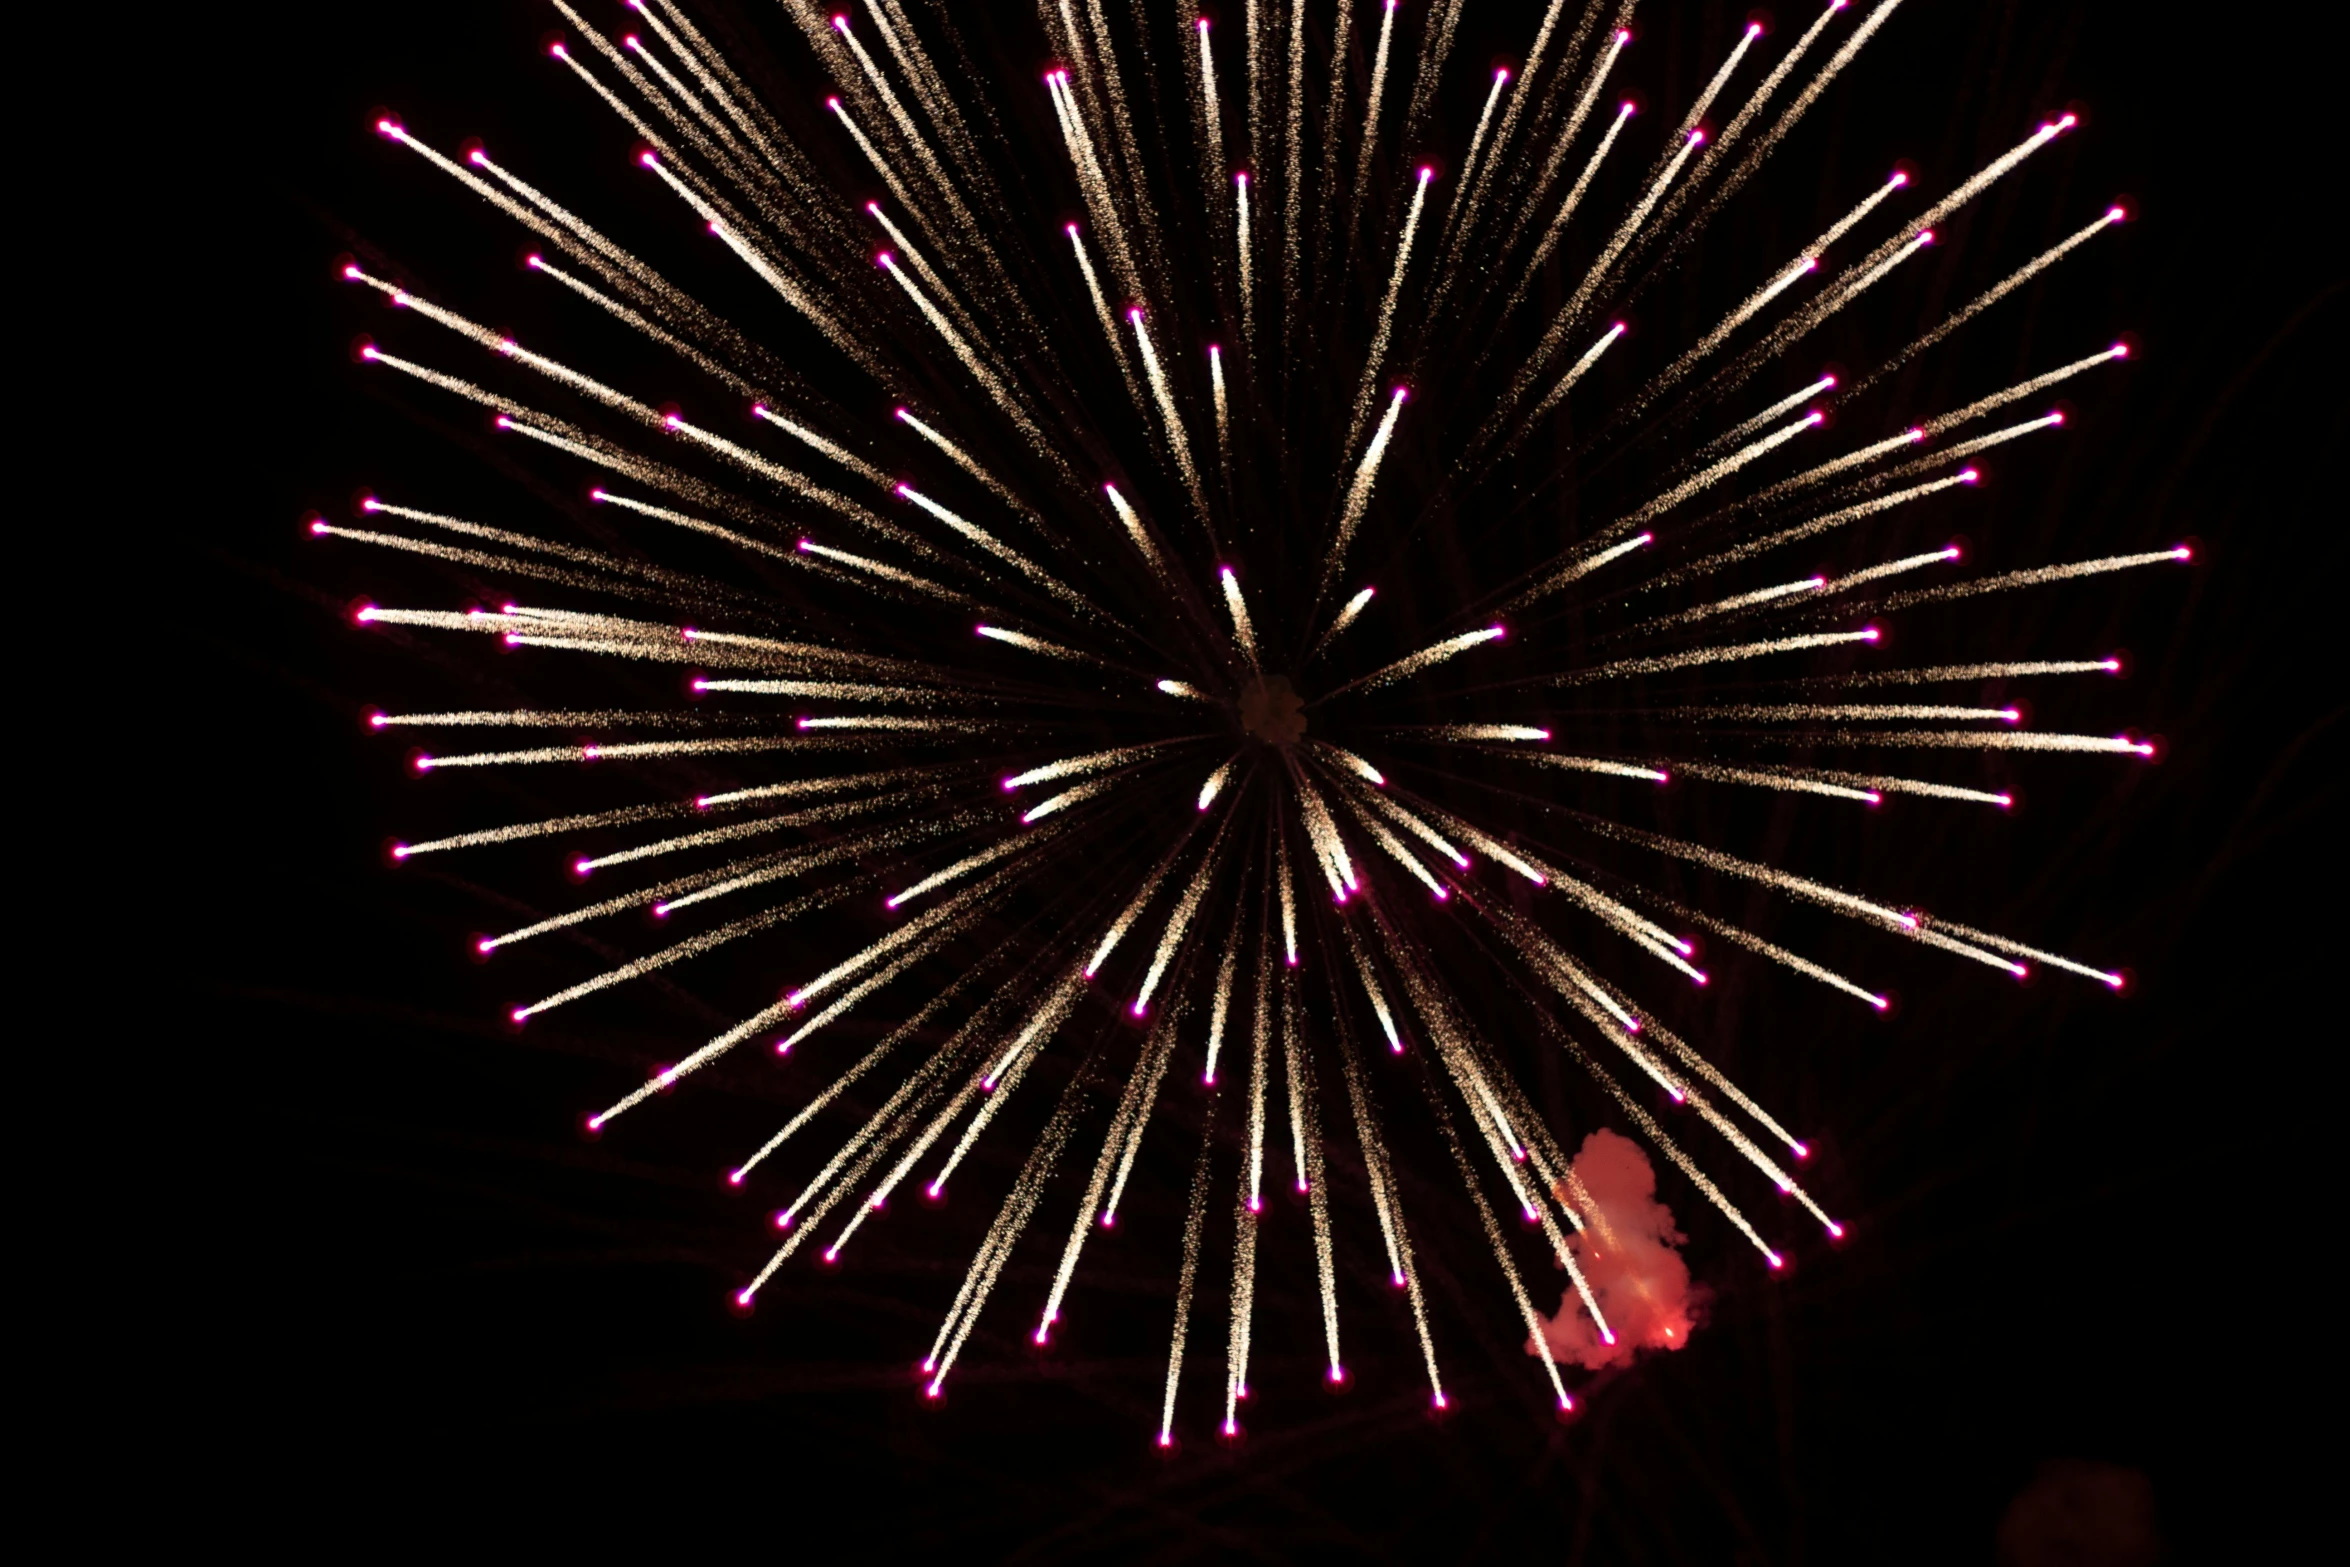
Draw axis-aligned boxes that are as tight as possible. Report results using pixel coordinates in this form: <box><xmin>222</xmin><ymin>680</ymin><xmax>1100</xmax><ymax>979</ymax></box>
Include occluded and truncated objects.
<box><xmin>1328</xmin><ymin>388</ymin><xmax>1409</xmax><ymax>588</ymax></box>
<box><xmin>1220</xmin><ymin>567</ymin><xmax>1260</xmax><ymax>669</ymax></box>
<box><xmin>1198</xmin><ymin>760</ymin><xmax>1236</xmax><ymax>812</ymax></box>
<box><xmin>1349</xmin><ymin>168</ymin><xmax>1433</xmax><ymax>446</ymax></box>
<box><xmin>1356</xmin><ymin>624</ymin><xmax>1503</xmax><ymax>691</ymax></box>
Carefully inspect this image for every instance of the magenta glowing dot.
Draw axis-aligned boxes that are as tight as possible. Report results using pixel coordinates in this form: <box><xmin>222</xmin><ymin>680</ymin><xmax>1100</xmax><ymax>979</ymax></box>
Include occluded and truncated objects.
<box><xmin>2049</xmin><ymin>409</ymin><xmax>2066</xmax><ymax>426</ymax></box>
<box><xmin>1235</xmin><ymin>170</ymin><xmax>1249</xmax><ymax>185</ymax></box>
<box><xmin>1433</xmin><ymin>1394</ymin><xmax>1448</xmax><ymax>1410</ymax></box>
<box><xmin>823</xmin><ymin>1248</ymin><xmax>839</xmax><ymax>1263</ymax></box>
<box><xmin>585</xmin><ymin>1114</ymin><xmax>605</xmax><ymax>1131</ymax></box>
<box><xmin>1792</xmin><ymin>1142</ymin><xmax>1812</xmax><ymax>1160</ymax></box>
<box><xmin>341</xmin><ymin>264</ymin><xmax>363</xmax><ymax>280</ymax></box>
<box><xmin>1689</xmin><ymin>129</ymin><xmax>1707</xmax><ymax>146</ymax></box>
<box><xmin>637</xmin><ymin>150</ymin><xmax>658</xmax><ymax>168</ymax></box>
<box><xmin>361</xmin><ymin>346</ymin><xmax>381</xmax><ymax>361</ymax></box>
<box><xmin>1693</xmin><ymin>971</ymin><xmax>1711</xmax><ymax>985</ymax></box>
<box><xmin>1869</xmin><ymin>993</ymin><xmax>1891</xmax><ymax>1011</ymax></box>
<box><xmin>726</xmin><ymin>1170</ymin><xmax>744</xmax><ymax>1187</ymax></box>
<box><xmin>475</xmin><ymin>938</ymin><xmax>494</xmax><ymax>954</ymax></box>
<box><xmin>1247</xmin><ymin>1196</ymin><xmax>1262</xmax><ymax>1213</ymax></box>
<box><xmin>1417</xmin><ymin>164</ymin><xmax>1434</xmax><ymax>180</ymax></box>
<box><xmin>572</xmin><ymin>859</ymin><xmax>592</xmax><ymax>876</ymax></box>
<box><xmin>1032</xmin><ymin>1327</ymin><xmax>1048</xmax><ymax>1345</ymax></box>
<box><xmin>2112</xmin><ymin>341</ymin><xmax>2131</xmax><ymax>358</ymax></box>
<box><xmin>1766</xmin><ymin>1252</ymin><xmax>1785</xmax><ymax>1270</ymax></box>
<box><xmin>826</xmin><ymin>95</ymin><xmax>840</xmax><ymax>109</ymax></box>
<box><xmin>1203</xmin><ymin>1073</ymin><xmax>1216</xmax><ymax>1085</ymax></box>
<box><xmin>876</xmin><ymin>250</ymin><xmax>894</xmax><ymax>267</ymax></box>
<box><xmin>2058</xmin><ymin>113</ymin><xmax>2078</xmax><ymax>129</ymax></box>
<box><xmin>1222</xmin><ymin>1419</ymin><xmax>1237</xmax><ymax>1436</ymax></box>
<box><xmin>652</xmin><ymin>904</ymin><xmax>670</xmax><ymax>919</ymax></box>
<box><xmin>310</xmin><ymin>521</ymin><xmax>329</xmax><ymax>535</ymax></box>
<box><xmin>1619</xmin><ymin>99</ymin><xmax>1636</xmax><ymax>115</ymax></box>
<box><xmin>830</xmin><ymin>13</ymin><xmax>848</xmax><ymax>29</ymax></box>
<box><xmin>2172</xmin><ymin>544</ymin><xmax>2194</xmax><ymax>561</ymax></box>
<box><xmin>1495</xmin><ymin>66</ymin><xmax>1511</xmax><ymax>81</ymax></box>
<box><xmin>1131</xmin><ymin>1000</ymin><xmax>1148</xmax><ymax>1017</ymax></box>
<box><xmin>510</xmin><ymin>1008</ymin><xmax>529</xmax><ymax>1024</ymax></box>
<box><xmin>1391</xmin><ymin>1271</ymin><xmax>1406</xmax><ymax>1288</ymax></box>
<box><xmin>1960</xmin><ymin>467</ymin><xmax>1981</xmax><ymax>483</ymax></box>
<box><xmin>1157</xmin><ymin>1432</ymin><xmax>1173</xmax><ymax>1447</ymax></box>
<box><xmin>1861</xmin><ymin>626</ymin><xmax>1882</xmax><ymax>641</ymax></box>
<box><xmin>623</xmin><ymin>34</ymin><xmax>641</xmax><ymax>49</ymax></box>
<box><xmin>1828</xmin><ymin>1221</ymin><xmax>1846</xmax><ymax>1238</ymax></box>
<box><xmin>1127</xmin><ymin>306</ymin><xmax>1142</xmax><ymax>323</ymax></box>
<box><xmin>774</xmin><ymin>1210</ymin><xmax>793</xmax><ymax>1229</ymax></box>
<box><xmin>390</xmin><ymin>844</ymin><xmax>410</xmax><ymax>859</ymax></box>
<box><xmin>2000</xmin><ymin>708</ymin><xmax>2021</xmax><ymax>724</ymax></box>
<box><xmin>1432</xmin><ymin>887</ymin><xmax>1449</xmax><ymax>902</ymax></box>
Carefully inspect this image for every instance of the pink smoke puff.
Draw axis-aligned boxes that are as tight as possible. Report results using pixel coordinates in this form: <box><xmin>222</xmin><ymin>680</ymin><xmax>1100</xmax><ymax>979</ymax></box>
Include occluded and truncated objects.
<box><xmin>1528</xmin><ymin>1128</ymin><xmax>1700</xmax><ymax>1371</ymax></box>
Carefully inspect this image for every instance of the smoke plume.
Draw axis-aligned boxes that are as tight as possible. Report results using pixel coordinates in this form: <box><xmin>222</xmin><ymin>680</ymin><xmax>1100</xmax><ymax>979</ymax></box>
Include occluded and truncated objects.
<box><xmin>1528</xmin><ymin>1128</ymin><xmax>1699</xmax><ymax>1371</ymax></box>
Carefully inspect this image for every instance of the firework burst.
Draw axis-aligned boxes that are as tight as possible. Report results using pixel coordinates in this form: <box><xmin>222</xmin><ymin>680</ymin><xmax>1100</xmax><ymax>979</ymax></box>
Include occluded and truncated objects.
<box><xmin>324</xmin><ymin>0</ymin><xmax>2180</xmax><ymax>1437</ymax></box>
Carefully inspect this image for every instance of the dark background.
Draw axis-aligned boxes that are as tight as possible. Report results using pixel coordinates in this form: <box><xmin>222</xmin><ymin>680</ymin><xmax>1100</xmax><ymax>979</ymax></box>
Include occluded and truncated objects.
<box><xmin>160</xmin><ymin>0</ymin><xmax>2337</xmax><ymax>1558</ymax></box>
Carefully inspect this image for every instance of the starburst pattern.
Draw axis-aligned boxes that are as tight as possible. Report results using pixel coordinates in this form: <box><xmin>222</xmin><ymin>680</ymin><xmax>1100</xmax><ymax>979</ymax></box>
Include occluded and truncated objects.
<box><xmin>321</xmin><ymin>0</ymin><xmax>2181</xmax><ymax>1436</ymax></box>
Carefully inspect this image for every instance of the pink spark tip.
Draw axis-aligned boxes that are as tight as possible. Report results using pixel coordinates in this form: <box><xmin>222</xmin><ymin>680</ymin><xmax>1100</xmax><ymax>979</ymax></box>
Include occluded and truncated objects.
<box><xmin>924</xmin><ymin>1384</ymin><xmax>942</xmax><ymax>1400</ymax></box>
<box><xmin>775</xmin><ymin>1211</ymin><xmax>793</xmax><ymax>1228</ymax></box>
<box><xmin>1329</xmin><ymin>1366</ymin><xmax>1346</xmax><ymax>1384</ymax></box>
<box><xmin>310</xmin><ymin>521</ymin><xmax>330</xmax><ymax>535</ymax></box>
<box><xmin>1101</xmin><ymin>1213</ymin><xmax>1116</xmax><ymax>1228</ymax></box>
<box><xmin>585</xmin><ymin>1114</ymin><xmax>605</xmax><ymax>1130</ymax></box>
<box><xmin>652</xmin><ymin>905</ymin><xmax>670</xmax><ymax>919</ymax></box>
<box><xmin>1127</xmin><ymin>307</ymin><xmax>1142</xmax><ymax>323</ymax></box>
<box><xmin>1223</xmin><ymin>1419</ymin><xmax>1237</xmax><ymax>1436</ymax></box>
<box><xmin>1247</xmin><ymin>1196</ymin><xmax>1263</xmax><ymax>1213</ymax></box>
<box><xmin>475</xmin><ymin>938</ymin><xmax>494</xmax><ymax>954</ymax></box>
<box><xmin>1747</xmin><ymin>20</ymin><xmax>1763</xmax><ymax>34</ymax></box>
<box><xmin>1889</xmin><ymin>169</ymin><xmax>1908</xmax><ymax>187</ymax></box>
<box><xmin>1806</xmin><ymin>410</ymin><xmax>1827</xmax><ymax>426</ymax></box>
<box><xmin>1131</xmin><ymin>1000</ymin><xmax>1148</xmax><ymax>1017</ymax></box>
<box><xmin>926</xmin><ymin>1182</ymin><xmax>943</xmax><ymax>1199</ymax></box>
<box><xmin>1235</xmin><ymin>170</ymin><xmax>1249</xmax><ymax>185</ymax></box>
<box><xmin>1204</xmin><ymin>1073</ymin><xmax>1217</xmax><ymax>1086</ymax></box>
<box><xmin>726</xmin><ymin>1170</ymin><xmax>744</xmax><ymax>1187</ymax></box>
<box><xmin>623</xmin><ymin>35</ymin><xmax>641</xmax><ymax>49</ymax></box>
<box><xmin>1064</xmin><ymin>222</ymin><xmax>1079</xmax><ymax>237</ymax></box>
<box><xmin>2172</xmin><ymin>544</ymin><xmax>2194</xmax><ymax>561</ymax></box>
<box><xmin>1601</xmin><ymin>1329</ymin><xmax>1618</xmax><ymax>1345</ymax></box>
<box><xmin>1433</xmin><ymin>888</ymin><xmax>1449</xmax><ymax>902</ymax></box>
<box><xmin>1767</xmin><ymin>1252</ymin><xmax>1785</xmax><ymax>1270</ymax></box>
<box><xmin>1917</xmin><ymin>228</ymin><xmax>1936</xmax><ymax>244</ymax></box>
<box><xmin>390</xmin><ymin>844</ymin><xmax>410</xmax><ymax>859</ymax></box>
<box><xmin>1496</xmin><ymin>67</ymin><xmax>1511</xmax><ymax>82</ymax></box>
<box><xmin>2057</xmin><ymin>113</ymin><xmax>2079</xmax><ymax>129</ymax></box>
<box><xmin>1960</xmin><ymin>468</ymin><xmax>1981</xmax><ymax>483</ymax></box>
<box><xmin>823</xmin><ymin>1249</ymin><xmax>839</xmax><ymax>1264</ymax></box>
<box><xmin>375</xmin><ymin>118</ymin><xmax>402</xmax><ymax>137</ymax></box>
<box><xmin>1433</xmin><ymin>1394</ymin><xmax>1449</xmax><ymax>1410</ymax></box>
<box><xmin>1689</xmin><ymin>130</ymin><xmax>1707</xmax><ymax>146</ymax></box>
<box><xmin>341</xmin><ymin>264</ymin><xmax>363</xmax><ymax>280</ymax></box>
<box><xmin>1417</xmin><ymin>165</ymin><xmax>1434</xmax><ymax>180</ymax></box>
<box><xmin>2112</xmin><ymin>342</ymin><xmax>2130</xmax><ymax>358</ymax></box>
<box><xmin>1158</xmin><ymin>1432</ymin><xmax>1173</xmax><ymax>1447</ymax></box>
<box><xmin>826</xmin><ymin>96</ymin><xmax>840</xmax><ymax>109</ymax></box>
<box><xmin>1616</xmin><ymin>29</ymin><xmax>1631</xmax><ymax>43</ymax></box>
<box><xmin>876</xmin><ymin>251</ymin><xmax>893</xmax><ymax>266</ymax></box>
<box><xmin>1286</xmin><ymin>955</ymin><xmax>1300</xmax><ymax>968</ymax></box>
<box><xmin>2049</xmin><ymin>409</ymin><xmax>2066</xmax><ymax>425</ymax></box>
<box><xmin>1869</xmin><ymin>994</ymin><xmax>1891</xmax><ymax>1011</ymax></box>
<box><xmin>361</xmin><ymin>346</ymin><xmax>382</xmax><ymax>361</ymax></box>
<box><xmin>2000</xmin><ymin>709</ymin><xmax>2021</xmax><ymax>724</ymax></box>
<box><xmin>1693</xmin><ymin>971</ymin><xmax>1711</xmax><ymax>985</ymax></box>
<box><xmin>1198</xmin><ymin>17</ymin><xmax>1209</xmax><ymax>30</ymax></box>
<box><xmin>637</xmin><ymin>150</ymin><xmax>658</xmax><ymax>168</ymax></box>
<box><xmin>1033</xmin><ymin>1328</ymin><xmax>1048</xmax><ymax>1345</ymax></box>
<box><xmin>1392</xmin><ymin>1271</ymin><xmax>1407</xmax><ymax>1288</ymax></box>
<box><xmin>1828</xmin><ymin>1221</ymin><xmax>1846</xmax><ymax>1238</ymax></box>
<box><xmin>830</xmin><ymin>13</ymin><xmax>848</xmax><ymax>29</ymax></box>
<box><xmin>510</xmin><ymin>1008</ymin><xmax>529</xmax><ymax>1024</ymax></box>
<box><xmin>1861</xmin><ymin>626</ymin><xmax>1882</xmax><ymax>641</ymax></box>
<box><xmin>1620</xmin><ymin>99</ymin><xmax>1637</xmax><ymax>115</ymax></box>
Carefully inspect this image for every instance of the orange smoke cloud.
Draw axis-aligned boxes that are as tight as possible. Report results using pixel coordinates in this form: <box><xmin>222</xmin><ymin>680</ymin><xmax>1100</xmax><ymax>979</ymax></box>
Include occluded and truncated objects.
<box><xmin>1528</xmin><ymin>1128</ymin><xmax>1699</xmax><ymax>1371</ymax></box>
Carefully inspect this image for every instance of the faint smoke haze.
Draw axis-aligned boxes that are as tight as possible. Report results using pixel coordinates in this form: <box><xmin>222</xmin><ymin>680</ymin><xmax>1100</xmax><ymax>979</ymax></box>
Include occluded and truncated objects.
<box><xmin>1528</xmin><ymin>1129</ymin><xmax>1699</xmax><ymax>1371</ymax></box>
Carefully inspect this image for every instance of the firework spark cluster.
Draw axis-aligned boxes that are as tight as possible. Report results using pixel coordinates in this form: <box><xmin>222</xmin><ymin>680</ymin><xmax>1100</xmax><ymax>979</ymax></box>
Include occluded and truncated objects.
<box><xmin>323</xmin><ymin>0</ymin><xmax>2179</xmax><ymax>1438</ymax></box>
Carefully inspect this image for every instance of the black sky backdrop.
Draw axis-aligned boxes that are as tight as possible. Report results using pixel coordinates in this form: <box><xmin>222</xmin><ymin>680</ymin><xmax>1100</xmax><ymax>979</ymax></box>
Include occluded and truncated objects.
<box><xmin>169</xmin><ymin>0</ymin><xmax>2340</xmax><ymax>1558</ymax></box>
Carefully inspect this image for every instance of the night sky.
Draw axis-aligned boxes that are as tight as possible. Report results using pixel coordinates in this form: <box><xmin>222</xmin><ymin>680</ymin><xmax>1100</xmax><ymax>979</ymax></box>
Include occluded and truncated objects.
<box><xmin>180</xmin><ymin>1</ymin><xmax>2335</xmax><ymax>1557</ymax></box>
